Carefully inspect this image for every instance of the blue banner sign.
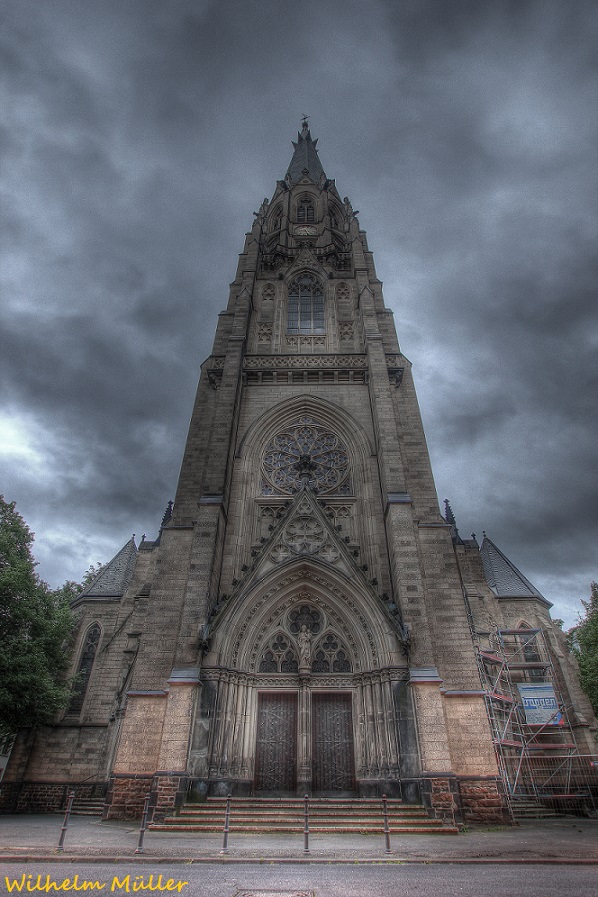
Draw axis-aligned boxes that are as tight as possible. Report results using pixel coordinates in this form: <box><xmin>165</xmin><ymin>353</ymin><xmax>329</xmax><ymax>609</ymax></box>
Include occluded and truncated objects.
<box><xmin>517</xmin><ymin>683</ymin><xmax>563</xmax><ymax>726</ymax></box>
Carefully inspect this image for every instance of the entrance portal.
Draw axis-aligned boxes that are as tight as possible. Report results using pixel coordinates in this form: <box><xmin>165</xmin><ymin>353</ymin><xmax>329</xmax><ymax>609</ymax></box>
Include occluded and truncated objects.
<box><xmin>254</xmin><ymin>692</ymin><xmax>298</xmax><ymax>793</ymax></box>
<box><xmin>312</xmin><ymin>692</ymin><xmax>355</xmax><ymax>792</ymax></box>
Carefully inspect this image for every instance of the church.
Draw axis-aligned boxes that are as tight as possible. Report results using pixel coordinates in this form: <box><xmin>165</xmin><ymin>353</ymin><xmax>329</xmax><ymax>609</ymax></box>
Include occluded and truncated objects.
<box><xmin>2</xmin><ymin>123</ymin><xmax>595</xmax><ymax>825</ymax></box>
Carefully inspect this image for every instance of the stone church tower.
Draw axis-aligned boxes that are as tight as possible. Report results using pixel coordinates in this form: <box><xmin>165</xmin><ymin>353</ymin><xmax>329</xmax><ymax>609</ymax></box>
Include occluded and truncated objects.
<box><xmin>3</xmin><ymin>124</ymin><xmax>595</xmax><ymax>824</ymax></box>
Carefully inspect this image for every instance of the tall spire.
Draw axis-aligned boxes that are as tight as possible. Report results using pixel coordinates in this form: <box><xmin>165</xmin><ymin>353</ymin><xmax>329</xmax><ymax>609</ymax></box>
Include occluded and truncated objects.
<box><xmin>285</xmin><ymin>118</ymin><xmax>326</xmax><ymax>185</ymax></box>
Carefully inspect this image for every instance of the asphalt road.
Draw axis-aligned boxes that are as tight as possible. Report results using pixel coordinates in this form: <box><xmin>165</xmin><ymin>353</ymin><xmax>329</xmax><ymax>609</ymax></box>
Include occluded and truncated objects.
<box><xmin>1</xmin><ymin>862</ymin><xmax>596</xmax><ymax>897</ymax></box>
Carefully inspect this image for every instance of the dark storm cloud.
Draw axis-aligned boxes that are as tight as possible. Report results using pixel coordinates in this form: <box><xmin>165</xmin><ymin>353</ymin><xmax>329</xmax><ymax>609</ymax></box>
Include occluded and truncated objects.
<box><xmin>1</xmin><ymin>0</ymin><xmax>596</xmax><ymax>624</ymax></box>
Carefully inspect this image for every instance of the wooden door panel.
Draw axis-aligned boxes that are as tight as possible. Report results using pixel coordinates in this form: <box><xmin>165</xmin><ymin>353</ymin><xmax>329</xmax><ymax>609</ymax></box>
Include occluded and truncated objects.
<box><xmin>312</xmin><ymin>692</ymin><xmax>355</xmax><ymax>792</ymax></box>
<box><xmin>254</xmin><ymin>692</ymin><xmax>298</xmax><ymax>793</ymax></box>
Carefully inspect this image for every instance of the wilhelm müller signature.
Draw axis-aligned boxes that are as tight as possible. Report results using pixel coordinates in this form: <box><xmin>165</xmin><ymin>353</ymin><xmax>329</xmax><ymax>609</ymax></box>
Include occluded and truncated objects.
<box><xmin>4</xmin><ymin>875</ymin><xmax>189</xmax><ymax>893</ymax></box>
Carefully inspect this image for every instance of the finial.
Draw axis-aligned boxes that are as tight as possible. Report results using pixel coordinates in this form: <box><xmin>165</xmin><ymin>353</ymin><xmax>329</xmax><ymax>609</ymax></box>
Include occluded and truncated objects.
<box><xmin>301</xmin><ymin>114</ymin><xmax>309</xmax><ymax>130</ymax></box>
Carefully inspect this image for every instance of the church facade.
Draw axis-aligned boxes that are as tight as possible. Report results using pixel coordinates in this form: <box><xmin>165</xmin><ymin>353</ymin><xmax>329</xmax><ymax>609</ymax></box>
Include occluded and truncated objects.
<box><xmin>2</xmin><ymin>125</ymin><xmax>595</xmax><ymax>824</ymax></box>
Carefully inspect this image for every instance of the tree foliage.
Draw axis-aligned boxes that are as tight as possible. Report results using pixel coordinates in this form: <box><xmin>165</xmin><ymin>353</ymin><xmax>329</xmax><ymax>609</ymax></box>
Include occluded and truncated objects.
<box><xmin>568</xmin><ymin>582</ymin><xmax>598</xmax><ymax>718</ymax></box>
<box><xmin>0</xmin><ymin>496</ymin><xmax>75</xmax><ymax>733</ymax></box>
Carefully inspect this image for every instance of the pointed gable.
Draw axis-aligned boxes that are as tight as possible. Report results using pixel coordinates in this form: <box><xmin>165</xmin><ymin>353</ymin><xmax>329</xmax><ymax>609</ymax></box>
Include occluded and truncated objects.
<box><xmin>247</xmin><ymin>486</ymin><xmax>358</xmax><ymax>583</ymax></box>
<box><xmin>480</xmin><ymin>535</ymin><xmax>550</xmax><ymax>605</ymax></box>
<box><xmin>79</xmin><ymin>537</ymin><xmax>138</xmax><ymax>599</ymax></box>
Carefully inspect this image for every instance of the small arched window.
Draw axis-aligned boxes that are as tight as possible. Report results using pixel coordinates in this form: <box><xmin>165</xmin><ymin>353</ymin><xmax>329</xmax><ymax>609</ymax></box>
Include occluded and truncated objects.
<box><xmin>288</xmin><ymin>274</ymin><xmax>324</xmax><ymax>334</ymax></box>
<box><xmin>297</xmin><ymin>197</ymin><xmax>315</xmax><ymax>223</ymax></box>
<box><xmin>68</xmin><ymin>623</ymin><xmax>101</xmax><ymax>714</ymax></box>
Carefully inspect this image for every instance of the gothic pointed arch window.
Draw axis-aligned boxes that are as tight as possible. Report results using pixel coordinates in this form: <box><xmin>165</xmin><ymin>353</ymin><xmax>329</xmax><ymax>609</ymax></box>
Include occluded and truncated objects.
<box><xmin>287</xmin><ymin>274</ymin><xmax>324</xmax><ymax>334</ymax></box>
<box><xmin>67</xmin><ymin>623</ymin><xmax>101</xmax><ymax>714</ymax></box>
<box><xmin>297</xmin><ymin>196</ymin><xmax>315</xmax><ymax>223</ymax></box>
<box><xmin>311</xmin><ymin>632</ymin><xmax>352</xmax><ymax>673</ymax></box>
<box><xmin>258</xmin><ymin>632</ymin><xmax>299</xmax><ymax>673</ymax></box>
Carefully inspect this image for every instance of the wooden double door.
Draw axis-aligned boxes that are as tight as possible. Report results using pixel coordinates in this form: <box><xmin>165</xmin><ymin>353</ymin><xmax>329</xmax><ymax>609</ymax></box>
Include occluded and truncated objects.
<box><xmin>254</xmin><ymin>691</ymin><xmax>355</xmax><ymax>793</ymax></box>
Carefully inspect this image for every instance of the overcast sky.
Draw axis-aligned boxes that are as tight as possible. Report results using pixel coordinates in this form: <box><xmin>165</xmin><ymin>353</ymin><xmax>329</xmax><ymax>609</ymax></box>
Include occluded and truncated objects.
<box><xmin>1</xmin><ymin>0</ymin><xmax>596</xmax><ymax>626</ymax></box>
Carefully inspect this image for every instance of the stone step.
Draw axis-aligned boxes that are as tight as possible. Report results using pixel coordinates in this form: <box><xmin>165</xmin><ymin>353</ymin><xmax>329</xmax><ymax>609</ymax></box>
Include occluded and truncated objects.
<box><xmin>510</xmin><ymin>799</ymin><xmax>559</xmax><ymax>819</ymax></box>
<box><xmin>174</xmin><ymin>810</ymin><xmax>430</xmax><ymax>822</ymax></box>
<box><xmin>169</xmin><ymin>815</ymin><xmax>434</xmax><ymax>828</ymax></box>
<box><xmin>151</xmin><ymin>798</ymin><xmax>459</xmax><ymax>835</ymax></box>
<box><xmin>197</xmin><ymin>797</ymin><xmax>413</xmax><ymax>812</ymax></box>
<box><xmin>151</xmin><ymin>823</ymin><xmax>457</xmax><ymax>834</ymax></box>
<box><xmin>71</xmin><ymin>800</ymin><xmax>104</xmax><ymax>816</ymax></box>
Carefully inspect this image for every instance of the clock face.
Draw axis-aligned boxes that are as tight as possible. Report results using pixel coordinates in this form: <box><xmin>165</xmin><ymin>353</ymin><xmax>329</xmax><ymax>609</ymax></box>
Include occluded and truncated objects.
<box><xmin>295</xmin><ymin>225</ymin><xmax>317</xmax><ymax>236</ymax></box>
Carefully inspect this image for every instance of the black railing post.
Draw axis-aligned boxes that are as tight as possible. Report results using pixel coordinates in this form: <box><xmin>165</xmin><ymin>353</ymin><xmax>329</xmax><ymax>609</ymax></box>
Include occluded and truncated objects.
<box><xmin>220</xmin><ymin>794</ymin><xmax>231</xmax><ymax>854</ymax></box>
<box><xmin>57</xmin><ymin>791</ymin><xmax>76</xmax><ymax>852</ymax></box>
<box><xmin>135</xmin><ymin>794</ymin><xmax>151</xmax><ymax>854</ymax></box>
<box><xmin>303</xmin><ymin>794</ymin><xmax>310</xmax><ymax>855</ymax></box>
<box><xmin>382</xmin><ymin>793</ymin><xmax>391</xmax><ymax>854</ymax></box>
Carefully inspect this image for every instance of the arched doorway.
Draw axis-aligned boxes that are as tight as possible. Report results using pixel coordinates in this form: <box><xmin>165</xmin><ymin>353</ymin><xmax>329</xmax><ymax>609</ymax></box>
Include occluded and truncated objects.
<box><xmin>196</xmin><ymin>567</ymin><xmax>409</xmax><ymax>798</ymax></box>
<box><xmin>252</xmin><ymin>605</ymin><xmax>356</xmax><ymax>795</ymax></box>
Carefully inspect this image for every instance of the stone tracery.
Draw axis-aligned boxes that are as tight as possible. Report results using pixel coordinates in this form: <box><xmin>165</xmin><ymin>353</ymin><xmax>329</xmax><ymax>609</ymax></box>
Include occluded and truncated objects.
<box><xmin>261</xmin><ymin>416</ymin><xmax>351</xmax><ymax>496</ymax></box>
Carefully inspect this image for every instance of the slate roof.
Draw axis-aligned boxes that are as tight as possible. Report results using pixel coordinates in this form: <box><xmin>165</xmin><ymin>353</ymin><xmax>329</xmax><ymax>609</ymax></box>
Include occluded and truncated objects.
<box><xmin>80</xmin><ymin>537</ymin><xmax>138</xmax><ymax>598</ymax></box>
<box><xmin>286</xmin><ymin>122</ymin><xmax>326</xmax><ymax>184</ymax></box>
<box><xmin>480</xmin><ymin>535</ymin><xmax>549</xmax><ymax>604</ymax></box>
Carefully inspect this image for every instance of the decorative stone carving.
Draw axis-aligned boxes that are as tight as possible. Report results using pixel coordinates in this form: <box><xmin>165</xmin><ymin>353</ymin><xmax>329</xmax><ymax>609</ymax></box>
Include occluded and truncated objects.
<box><xmin>258</xmin><ymin>632</ymin><xmax>299</xmax><ymax>673</ymax></box>
<box><xmin>257</xmin><ymin>324</ymin><xmax>273</xmax><ymax>343</ymax></box>
<box><xmin>244</xmin><ymin>354</ymin><xmax>367</xmax><ymax>369</ymax></box>
<box><xmin>312</xmin><ymin>632</ymin><xmax>352</xmax><ymax>673</ymax></box>
<box><xmin>336</xmin><ymin>282</ymin><xmax>350</xmax><ymax>301</ymax></box>
<box><xmin>266</xmin><ymin>494</ymin><xmax>342</xmax><ymax>565</ymax></box>
<box><xmin>261</xmin><ymin>417</ymin><xmax>350</xmax><ymax>496</ymax></box>
<box><xmin>288</xmin><ymin>604</ymin><xmax>322</xmax><ymax>635</ymax></box>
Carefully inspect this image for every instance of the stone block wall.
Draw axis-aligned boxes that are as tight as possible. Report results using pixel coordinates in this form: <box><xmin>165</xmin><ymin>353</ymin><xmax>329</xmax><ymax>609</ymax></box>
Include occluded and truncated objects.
<box><xmin>105</xmin><ymin>773</ymin><xmax>153</xmax><ymax>820</ymax></box>
<box><xmin>458</xmin><ymin>776</ymin><xmax>511</xmax><ymax>825</ymax></box>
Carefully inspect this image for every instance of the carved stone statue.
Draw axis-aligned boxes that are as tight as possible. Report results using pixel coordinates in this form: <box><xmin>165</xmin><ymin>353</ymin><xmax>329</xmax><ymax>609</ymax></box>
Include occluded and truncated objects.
<box><xmin>297</xmin><ymin>624</ymin><xmax>312</xmax><ymax>669</ymax></box>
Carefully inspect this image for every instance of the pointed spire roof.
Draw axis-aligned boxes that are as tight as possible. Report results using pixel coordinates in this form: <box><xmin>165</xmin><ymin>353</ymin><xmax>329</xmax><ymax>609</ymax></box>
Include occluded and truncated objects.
<box><xmin>286</xmin><ymin>119</ymin><xmax>326</xmax><ymax>184</ymax></box>
<box><xmin>480</xmin><ymin>535</ymin><xmax>550</xmax><ymax>605</ymax></box>
<box><xmin>79</xmin><ymin>537</ymin><xmax>138</xmax><ymax>598</ymax></box>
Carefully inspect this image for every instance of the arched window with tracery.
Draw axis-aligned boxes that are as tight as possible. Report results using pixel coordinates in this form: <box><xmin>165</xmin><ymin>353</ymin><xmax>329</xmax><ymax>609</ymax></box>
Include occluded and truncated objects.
<box><xmin>297</xmin><ymin>196</ymin><xmax>315</xmax><ymax>223</ymax></box>
<box><xmin>287</xmin><ymin>274</ymin><xmax>324</xmax><ymax>334</ymax></box>
<box><xmin>258</xmin><ymin>632</ymin><xmax>299</xmax><ymax>673</ymax></box>
<box><xmin>261</xmin><ymin>417</ymin><xmax>351</xmax><ymax>496</ymax></box>
<box><xmin>311</xmin><ymin>632</ymin><xmax>352</xmax><ymax>673</ymax></box>
<box><xmin>68</xmin><ymin>623</ymin><xmax>101</xmax><ymax>714</ymax></box>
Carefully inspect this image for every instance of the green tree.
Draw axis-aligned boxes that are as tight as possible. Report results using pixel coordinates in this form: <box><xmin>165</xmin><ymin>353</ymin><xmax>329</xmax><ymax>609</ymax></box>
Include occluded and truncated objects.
<box><xmin>0</xmin><ymin>496</ymin><xmax>75</xmax><ymax>732</ymax></box>
<box><xmin>568</xmin><ymin>582</ymin><xmax>598</xmax><ymax>717</ymax></box>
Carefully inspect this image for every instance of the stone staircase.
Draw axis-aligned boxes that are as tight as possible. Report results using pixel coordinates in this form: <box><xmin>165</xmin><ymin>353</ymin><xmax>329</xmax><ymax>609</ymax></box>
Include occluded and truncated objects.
<box><xmin>509</xmin><ymin>798</ymin><xmax>559</xmax><ymax>819</ymax></box>
<box><xmin>151</xmin><ymin>797</ymin><xmax>459</xmax><ymax>834</ymax></box>
<box><xmin>70</xmin><ymin>796</ymin><xmax>105</xmax><ymax>816</ymax></box>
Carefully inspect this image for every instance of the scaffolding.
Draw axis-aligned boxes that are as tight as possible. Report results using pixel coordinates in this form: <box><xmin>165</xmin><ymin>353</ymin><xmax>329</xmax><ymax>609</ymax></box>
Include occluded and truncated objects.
<box><xmin>477</xmin><ymin>627</ymin><xmax>597</xmax><ymax>815</ymax></box>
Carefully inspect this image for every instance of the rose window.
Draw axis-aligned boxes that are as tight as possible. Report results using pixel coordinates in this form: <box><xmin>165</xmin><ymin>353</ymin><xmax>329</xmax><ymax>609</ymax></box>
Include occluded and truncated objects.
<box><xmin>261</xmin><ymin>417</ymin><xmax>350</xmax><ymax>495</ymax></box>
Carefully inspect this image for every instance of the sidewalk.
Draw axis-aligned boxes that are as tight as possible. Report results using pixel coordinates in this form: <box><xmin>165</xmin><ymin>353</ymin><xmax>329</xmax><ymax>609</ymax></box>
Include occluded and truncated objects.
<box><xmin>1</xmin><ymin>814</ymin><xmax>597</xmax><ymax>864</ymax></box>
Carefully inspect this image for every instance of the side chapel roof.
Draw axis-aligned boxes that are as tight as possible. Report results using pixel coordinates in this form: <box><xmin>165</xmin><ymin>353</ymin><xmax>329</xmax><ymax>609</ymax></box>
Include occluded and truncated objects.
<box><xmin>80</xmin><ymin>537</ymin><xmax>138</xmax><ymax>598</ymax></box>
<box><xmin>480</xmin><ymin>535</ymin><xmax>550</xmax><ymax>605</ymax></box>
